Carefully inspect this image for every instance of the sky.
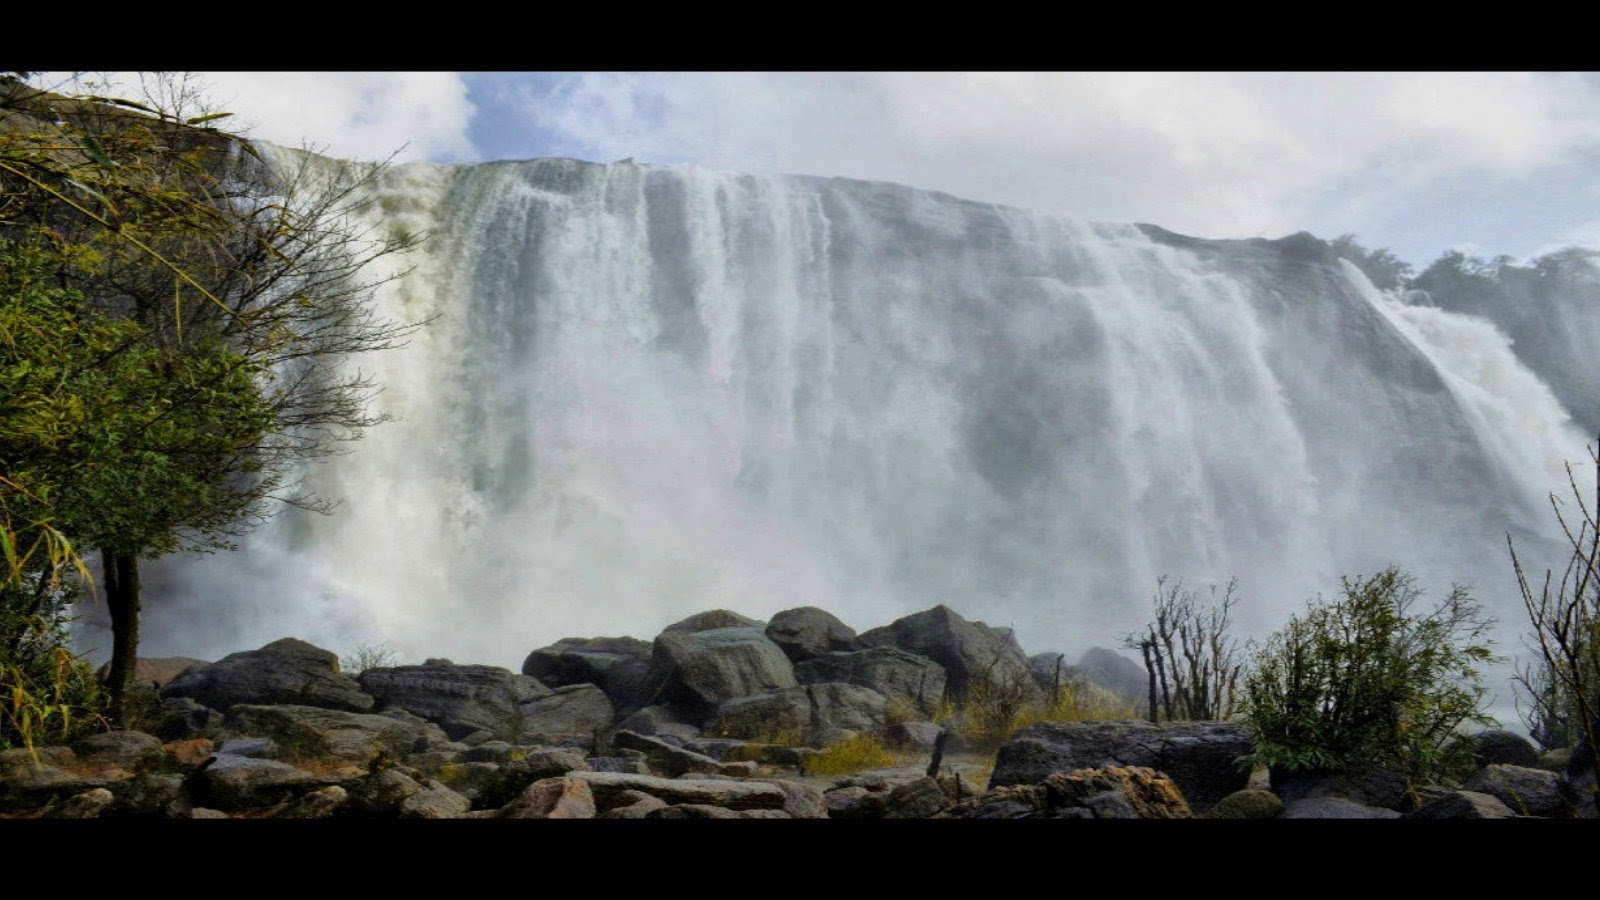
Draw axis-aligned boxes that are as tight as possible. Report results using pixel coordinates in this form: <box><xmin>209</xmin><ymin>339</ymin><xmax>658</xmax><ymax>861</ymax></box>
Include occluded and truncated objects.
<box><xmin>43</xmin><ymin>71</ymin><xmax>1600</xmax><ymax>271</ymax></box>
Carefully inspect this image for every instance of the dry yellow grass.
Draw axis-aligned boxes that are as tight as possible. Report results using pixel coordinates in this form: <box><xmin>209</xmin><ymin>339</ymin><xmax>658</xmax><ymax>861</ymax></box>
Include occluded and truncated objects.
<box><xmin>804</xmin><ymin>733</ymin><xmax>910</xmax><ymax>776</ymax></box>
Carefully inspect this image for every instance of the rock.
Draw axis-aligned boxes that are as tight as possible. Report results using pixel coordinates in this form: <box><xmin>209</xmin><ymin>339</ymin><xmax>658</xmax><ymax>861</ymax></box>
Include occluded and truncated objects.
<box><xmin>1040</xmin><ymin>768</ymin><xmax>1192</xmax><ymax>819</ymax></box>
<box><xmin>795</xmin><ymin>647</ymin><xmax>946</xmax><ymax>718</ymax></box>
<box><xmin>1069</xmin><ymin>647</ymin><xmax>1149</xmax><ymax>703</ymax></box>
<box><xmin>989</xmin><ymin>720</ymin><xmax>1251</xmax><ymax>810</ymax></box>
<box><xmin>614</xmin><ymin>705</ymin><xmax>700</xmax><ymax>739</ymax></box>
<box><xmin>0</xmin><ymin>761</ymin><xmax>106</xmax><ymax>811</ymax></box>
<box><xmin>1282</xmin><ymin>797</ymin><xmax>1403</xmax><ymax>819</ymax></box>
<box><xmin>349</xmin><ymin>768</ymin><xmax>424</xmax><ymax>815</ymax></box>
<box><xmin>662</xmin><ymin>610</ymin><xmax>763</xmax><ymax>633</ymax></box>
<box><xmin>218</xmin><ymin>737</ymin><xmax>278</xmax><ymax>759</ymax></box>
<box><xmin>1029</xmin><ymin>652</ymin><xmax>1071</xmax><ymax>695</ymax></box>
<box><xmin>721</xmin><ymin>743</ymin><xmax>818</xmax><ymax>769</ymax></box>
<box><xmin>200</xmin><ymin>755</ymin><xmax>318</xmax><ymax>809</ymax></box>
<box><xmin>46</xmin><ymin>788</ymin><xmax>115</xmax><ymax>819</ymax></box>
<box><xmin>886</xmin><ymin>722</ymin><xmax>944</xmax><ymax>752</ymax></box>
<box><xmin>570</xmin><ymin>771</ymin><xmax>788</xmax><ymax>811</ymax></box>
<box><xmin>858</xmin><ymin>605</ymin><xmax>1035</xmax><ymax>702</ymax></box>
<box><xmin>0</xmin><ymin>746</ymin><xmax>76</xmax><ymax>771</ymax></box>
<box><xmin>824</xmin><ymin>785</ymin><xmax>874</xmax><ymax>817</ymax></box>
<box><xmin>1467</xmin><ymin>729</ymin><xmax>1540</xmax><ymax>769</ymax></box>
<box><xmin>612</xmin><ymin>730</ymin><xmax>746</xmax><ymax>777</ymax></box>
<box><xmin>710</xmin><ymin>688</ymin><xmax>812</xmax><ymax>741</ymax></box>
<box><xmin>648</xmin><ymin>803</ymin><xmax>741</xmax><ymax>818</ymax></box>
<box><xmin>398</xmin><ymin>781</ymin><xmax>472</xmax><ymax>818</ymax></box>
<box><xmin>161</xmin><ymin>638</ymin><xmax>374</xmax><ymax>713</ymax></box>
<box><xmin>1273</xmin><ymin>766</ymin><xmax>1409</xmax><ymax>811</ymax></box>
<box><xmin>461</xmin><ymin>740</ymin><xmax>515</xmax><ymax>763</ymax></box>
<box><xmin>499</xmin><ymin>776</ymin><xmax>597</xmax><ymax>818</ymax></box>
<box><xmin>761</xmin><ymin>779</ymin><xmax>828</xmax><ymax>819</ymax></box>
<box><xmin>97</xmin><ymin>656</ymin><xmax>209</xmax><ymax>689</ymax></box>
<box><xmin>188</xmin><ymin>808</ymin><xmax>230</xmax><ymax>819</ymax></box>
<box><xmin>1536</xmin><ymin>747</ymin><xmax>1573</xmax><ymax>773</ymax></box>
<box><xmin>522</xmin><ymin>636</ymin><xmax>654</xmax><ymax>713</ymax></box>
<box><xmin>1206</xmin><ymin>788</ymin><xmax>1284</xmax><ymax>819</ymax></box>
<box><xmin>645</xmin><ymin>626</ymin><xmax>798</xmax><ymax>720</ymax></box>
<box><xmin>432</xmin><ymin>761</ymin><xmax>502</xmax><ymax>801</ymax></box>
<box><xmin>151</xmin><ymin>696</ymin><xmax>220</xmax><ymax>741</ymax></box>
<box><xmin>1407</xmin><ymin>790</ymin><xmax>1518</xmax><ymax>819</ymax></box>
<box><xmin>586</xmin><ymin>757</ymin><xmax>651</xmax><ymax>774</ymax></box>
<box><xmin>224</xmin><ymin>704</ymin><xmax>431</xmax><ymax>762</ymax></box>
<box><xmin>1463</xmin><ymin>764</ymin><xmax>1565</xmax><ymax>817</ymax></box>
<box><xmin>599</xmin><ymin>790</ymin><xmax>669</xmax><ymax>819</ymax></box>
<box><xmin>358</xmin><ymin>662</ymin><xmax>549</xmax><ymax>740</ymax></box>
<box><xmin>881</xmin><ymin>776</ymin><xmax>954</xmax><ymax>819</ymax></box>
<box><xmin>272</xmin><ymin>785</ymin><xmax>349</xmax><ymax>818</ymax></box>
<box><xmin>1567</xmin><ymin>739</ymin><xmax>1596</xmax><ymax>818</ymax></box>
<box><xmin>73</xmin><ymin>731</ymin><xmax>164</xmax><ymax>769</ymax></box>
<box><xmin>475</xmin><ymin>749</ymin><xmax>593</xmax><ymax>809</ymax></box>
<box><xmin>943</xmin><ymin>784</ymin><xmax>1049</xmax><ymax>819</ymax></box>
<box><xmin>109</xmin><ymin>773</ymin><xmax>186</xmax><ymax>816</ymax></box>
<box><xmin>805</xmin><ymin>682</ymin><xmax>887</xmax><ymax>746</ymax></box>
<box><xmin>765</xmin><ymin>607</ymin><xmax>859</xmax><ymax>662</ymax></box>
<box><xmin>517</xmin><ymin>684</ymin><xmax>614</xmax><ymax>742</ymax></box>
<box><xmin>161</xmin><ymin>738</ymin><xmax>215</xmax><ymax>770</ymax></box>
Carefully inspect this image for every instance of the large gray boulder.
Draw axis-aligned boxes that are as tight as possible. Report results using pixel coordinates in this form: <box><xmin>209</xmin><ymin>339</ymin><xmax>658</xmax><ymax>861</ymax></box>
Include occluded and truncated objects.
<box><xmin>199</xmin><ymin>755</ymin><xmax>319</xmax><ymax>809</ymax></box>
<box><xmin>162</xmin><ymin>638</ymin><xmax>373</xmax><ymax>713</ymax></box>
<box><xmin>516</xmin><ymin>684</ymin><xmax>614</xmax><ymax>741</ymax></box>
<box><xmin>711</xmin><ymin>688</ymin><xmax>813</xmax><ymax>741</ymax></box>
<box><xmin>1407</xmin><ymin>790</ymin><xmax>1518</xmax><ymax>819</ymax></box>
<box><xmin>570</xmin><ymin>771</ymin><xmax>788</xmax><ymax>811</ymax></box>
<box><xmin>1467</xmin><ymin>729</ymin><xmax>1541</xmax><ymax>769</ymax></box>
<box><xmin>644</xmin><ymin>625</ymin><xmax>798</xmax><ymax>719</ymax></box>
<box><xmin>521</xmin><ymin>636</ymin><xmax>653</xmax><ymax>712</ymax></box>
<box><xmin>358</xmin><ymin>662</ymin><xmax>548</xmax><ymax>740</ymax></box>
<box><xmin>857</xmin><ymin>605</ymin><xmax>1034</xmax><ymax>701</ymax></box>
<box><xmin>805</xmin><ymin>682</ymin><xmax>888</xmax><ymax>746</ymax></box>
<box><xmin>1282</xmin><ymin>796</ymin><xmax>1402</xmax><ymax>819</ymax></box>
<box><xmin>662</xmin><ymin>610</ymin><xmax>763</xmax><ymax>633</ymax></box>
<box><xmin>794</xmin><ymin>647</ymin><xmax>946</xmax><ymax>718</ymax></box>
<box><xmin>72</xmin><ymin>731</ymin><xmax>164</xmax><ymax>769</ymax></box>
<box><xmin>989</xmin><ymin>720</ymin><xmax>1252</xmax><ymax>810</ymax></box>
<box><xmin>765</xmin><ymin>607</ymin><xmax>859</xmax><ymax>662</ymax></box>
<box><xmin>224</xmin><ymin>704</ymin><xmax>437</xmax><ymax>761</ymax></box>
<box><xmin>1463</xmin><ymin>764</ymin><xmax>1565</xmax><ymax>817</ymax></box>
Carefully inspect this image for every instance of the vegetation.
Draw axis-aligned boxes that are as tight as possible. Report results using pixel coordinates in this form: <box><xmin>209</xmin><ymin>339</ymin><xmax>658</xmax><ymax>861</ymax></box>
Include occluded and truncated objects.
<box><xmin>1510</xmin><ymin>441</ymin><xmax>1600</xmax><ymax>794</ymax></box>
<box><xmin>803</xmin><ymin>732</ymin><xmax>907</xmax><ymax>776</ymax></box>
<box><xmin>1123</xmin><ymin>577</ymin><xmax>1246</xmax><ymax>722</ymax></box>
<box><xmin>944</xmin><ymin>661</ymin><xmax>1138</xmax><ymax>753</ymax></box>
<box><xmin>339</xmin><ymin>642</ymin><xmax>404</xmax><ymax>676</ymax></box>
<box><xmin>1241</xmin><ymin>567</ymin><xmax>1496</xmax><ymax>786</ymax></box>
<box><xmin>0</xmin><ymin>74</ymin><xmax>421</xmax><ymax>721</ymax></box>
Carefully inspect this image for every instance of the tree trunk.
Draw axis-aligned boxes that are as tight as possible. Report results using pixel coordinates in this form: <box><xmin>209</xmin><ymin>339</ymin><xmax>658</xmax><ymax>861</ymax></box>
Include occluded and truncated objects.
<box><xmin>104</xmin><ymin>551</ymin><xmax>141</xmax><ymax>727</ymax></box>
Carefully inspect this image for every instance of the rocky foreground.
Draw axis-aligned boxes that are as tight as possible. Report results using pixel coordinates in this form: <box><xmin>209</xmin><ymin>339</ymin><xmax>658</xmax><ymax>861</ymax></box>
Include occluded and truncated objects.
<box><xmin>1</xmin><ymin>605</ymin><xmax>1593</xmax><ymax>819</ymax></box>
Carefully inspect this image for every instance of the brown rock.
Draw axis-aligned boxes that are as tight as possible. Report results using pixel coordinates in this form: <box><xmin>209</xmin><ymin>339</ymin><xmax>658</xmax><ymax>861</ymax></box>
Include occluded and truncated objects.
<box><xmin>162</xmin><ymin>738</ymin><xmax>216</xmax><ymax>770</ymax></box>
<box><xmin>1040</xmin><ymin>767</ymin><xmax>1193</xmax><ymax>818</ymax></box>
<box><xmin>499</xmin><ymin>776</ymin><xmax>597</xmax><ymax>819</ymax></box>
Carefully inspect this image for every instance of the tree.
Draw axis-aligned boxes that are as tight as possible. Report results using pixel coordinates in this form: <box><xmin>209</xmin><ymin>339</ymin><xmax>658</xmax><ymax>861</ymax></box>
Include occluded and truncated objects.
<box><xmin>0</xmin><ymin>74</ymin><xmax>422</xmax><ymax>721</ymax></box>
<box><xmin>1241</xmin><ymin>567</ymin><xmax>1496</xmax><ymax>788</ymax></box>
<box><xmin>1509</xmin><ymin>440</ymin><xmax>1600</xmax><ymax>796</ymax></box>
<box><xmin>1122</xmin><ymin>576</ymin><xmax>1246</xmax><ymax>722</ymax></box>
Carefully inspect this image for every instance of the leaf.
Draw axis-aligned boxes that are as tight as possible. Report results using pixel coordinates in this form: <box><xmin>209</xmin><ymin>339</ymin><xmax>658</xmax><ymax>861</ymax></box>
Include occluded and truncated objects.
<box><xmin>75</xmin><ymin>135</ymin><xmax>117</xmax><ymax>168</ymax></box>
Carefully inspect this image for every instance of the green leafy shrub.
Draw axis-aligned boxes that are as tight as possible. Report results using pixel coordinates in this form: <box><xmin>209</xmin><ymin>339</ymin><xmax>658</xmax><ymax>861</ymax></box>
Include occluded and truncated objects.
<box><xmin>1242</xmin><ymin>567</ymin><xmax>1496</xmax><ymax>785</ymax></box>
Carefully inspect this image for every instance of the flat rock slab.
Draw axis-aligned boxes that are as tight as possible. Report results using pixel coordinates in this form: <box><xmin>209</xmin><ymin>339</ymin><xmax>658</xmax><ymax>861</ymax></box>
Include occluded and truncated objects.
<box><xmin>570</xmin><ymin>771</ymin><xmax>788</xmax><ymax>811</ymax></box>
<box><xmin>201</xmin><ymin>755</ymin><xmax>319</xmax><ymax>809</ymax></box>
<box><xmin>359</xmin><ymin>663</ymin><xmax>548</xmax><ymax>740</ymax></box>
<box><xmin>225</xmin><ymin>704</ymin><xmax>434</xmax><ymax>762</ymax></box>
<box><xmin>989</xmin><ymin>720</ymin><xmax>1251</xmax><ymax>810</ymax></box>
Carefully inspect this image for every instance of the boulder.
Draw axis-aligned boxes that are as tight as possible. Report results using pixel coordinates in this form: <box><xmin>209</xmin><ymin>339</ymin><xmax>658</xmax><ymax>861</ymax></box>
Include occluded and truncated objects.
<box><xmin>1467</xmin><ymin>729</ymin><xmax>1540</xmax><ymax>769</ymax></box>
<box><xmin>1206</xmin><ymin>788</ymin><xmax>1285</xmax><ymax>819</ymax></box>
<box><xmin>517</xmin><ymin>684</ymin><xmax>614</xmax><ymax>741</ymax></box>
<box><xmin>943</xmin><ymin>784</ymin><xmax>1048</xmax><ymax>819</ymax></box>
<box><xmin>1282</xmin><ymin>797</ymin><xmax>1402</xmax><ymax>819</ymax></box>
<box><xmin>199</xmin><ymin>755</ymin><xmax>318</xmax><ymax>809</ymax></box>
<box><xmin>648</xmin><ymin>803</ymin><xmax>741</xmax><ymax>818</ymax></box>
<box><xmin>612</xmin><ymin>730</ymin><xmax>748</xmax><ymax>777</ymax></box>
<box><xmin>662</xmin><ymin>610</ymin><xmax>762</xmax><ymax>633</ymax></box>
<box><xmin>161</xmin><ymin>638</ymin><xmax>373</xmax><ymax>713</ymax></box>
<box><xmin>765</xmin><ymin>607</ymin><xmax>860</xmax><ymax>662</ymax></box>
<box><xmin>358</xmin><ymin>662</ymin><xmax>549</xmax><ymax>740</ymax></box>
<box><xmin>499</xmin><ymin>776</ymin><xmax>597</xmax><ymax>819</ymax></box>
<box><xmin>398</xmin><ymin>781</ymin><xmax>472</xmax><ymax>818</ymax></box>
<box><xmin>805</xmin><ymin>682</ymin><xmax>888</xmax><ymax>746</ymax></box>
<box><xmin>348</xmin><ymin>768</ymin><xmax>425</xmax><ymax>815</ymax></box>
<box><xmin>710</xmin><ymin>688</ymin><xmax>811</xmax><ymax>741</ymax></box>
<box><xmin>1069</xmin><ymin>647</ymin><xmax>1149</xmax><ymax>703</ymax></box>
<box><xmin>161</xmin><ymin>738</ymin><xmax>216</xmax><ymax>770</ymax></box>
<box><xmin>795</xmin><ymin>647</ymin><xmax>946</xmax><ymax>718</ymax></box>
<box><xmin>1463</xmin><ymin>764</ymin><xmax>1565</xmax><ymax>817</ymax></box>
<box><xmin>645</xmin><ymin>626</ymin><xmax>798</xmax><ymax>719</ymax></box>
<box><xmin>571</xmin><ymin>771</ymin><xmax>788</xmax><ymax>811</ymax></box>
<box><xmin>73</xmin><ymin>730</ymin><xmax>164</xmax><ymax>769</ymax></box>
<box><xmin>218</xmin><ymin>737</ymin><xmax>278</xmax><ymax>759</ymax></box>
<box><xmin>824</xmin><ymin>785</ymin><xmax>874</xmax><ymax>817</ymax></box>
<box><xmin>0</xmin><ymin>760</ymin><xmax>110</xmax><ymax>811</ymax></box>
<box><xmin>522</xmin><ymin>636</ymin><xmax>653</xmax><ymax>713</ymax></box>
<box><xmin>1407</xmin><ymin>790</ymin><xmax>1518</xmax><ymax>819</ymax></box>
<box><xmin>108</xmin><ymin>773</ymin><xmax>186</xmax><ymax>817</ymax></box>
<box><xmin>272</xmin><ymin>785</ymin><xmax>349</xmax><ymax>819</ymax></box>
<box><xmin>586</xmin><ymin>757</ymin><xmax>651</xmax><ymax>775</ymax></box>
<box><xmin>432</xmin><ymin>761</ymin><xmax>503</xmax><ymax>801</ymax></box>
<box><xmin>1039</xmin><ymin>767</ymin><xmax>1192</xmax><ymax>819</ymax></box>
<box><xmin>857</xmin><ymin>605</ymin><xmax>1034</xmax><ymax>701</ymax></box>
<box><xmin>881</xmin><ymin>776</ymin><xmax>954</xmax><ymax>819</ymax></box>
<box><xmin>1273</xmin><ymin>767</ymin><xmax>1409</xmax><ymax>812</ymax></box>
<box><xmin>886</xmin><ymin>721</ymin><xmax>945</xmax><ymax>752</ymax></box>
<box><xmin>224</xmin><ymin>704</ymin><xmax>434</xmax><ymax>762</ymax></box>
<box><xmin>599</xmin><ymin>790</ymin><xmax>669</xmax><ymax>819</ymax></box>
<box><xmin>475</xmin><ymin>748</ymin><xmax>593</xmax><ymax>809</ymax></box>
<box><xmin>761</xmin><ymin>779</ymin><xmax>829</xmax><ymax>819</ymax></box>
<box><xmin>614</xmin><ymin>705</ymin><xmax>699</xmax><ymax>739</ymax></box>
<box><xmin>989</xmin><ymin>720</ymin><xmax>1251</xmax><ymax>810</ymax></box>
<box><xmin>151</xmin><ymin>696</ymin><xmax>220</xmax><ymax>741</ymax></box>
<box><xmin>45</xmin><ymin>788</ymin><xmax>116</xmax><ymax>819</ymax></box>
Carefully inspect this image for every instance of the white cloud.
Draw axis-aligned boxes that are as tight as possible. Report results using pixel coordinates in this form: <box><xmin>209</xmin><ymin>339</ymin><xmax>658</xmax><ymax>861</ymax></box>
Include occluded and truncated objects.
<box><xmin>502</xmin><ymin>72</ymin><xmax>1600</xmax><ymax>242</ymax></box>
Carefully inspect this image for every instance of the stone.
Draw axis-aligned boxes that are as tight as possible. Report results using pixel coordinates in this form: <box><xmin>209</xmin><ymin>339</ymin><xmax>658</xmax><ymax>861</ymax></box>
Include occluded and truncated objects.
<box><xmin>570</xmin><ymin>771</ymin><xmax>788</xmax><ymax>810</ymax></box>
<box><xmin>721</xmin><ymin>743</ymin><xmax>818</xmax><ymax>769</ymax></box>
<box><xmin>761</xmin><ymin>779</ymin><xmax>828</xmax><ymax>818</ymax></box>
<box><xmin>710</xmin><ymin>688</ymin><xmax>812</xmax><ymax>741</ymax></box>
<box><xmin>857</xmin><ymin>605</ymin><xmax>1034</xmax><ymax>701</ymax></box>
<box><xmin>1040</xmin><ymin>768</ymin><xmax>1192</xmax><ymax>819</ymax></box>
<box><xmin>648</xmin><ymin>803</ymin><xmax>741</xmax><ymax>818</ymax></box>
<box><xmin>0</xmin><ymin>761</ymin><xmax>103</xmax><ymax>811</ymax></box>
<box><xmin>433</xmin><ymin>761</ymin><xmax>503</xmax><ymax>801</ymax></box>
<box><xmin>151</xmin><ymin>697</ymin><xmax>220</xmax><ymax>741</ymax></box>
<box><xmin>586</xmin><ymin>756</ymin><xmax>651</xmax><ymax>774</ymax></box>
<box><xmin>161</xmin><ymin>738</ymin><xmax>216</xmax><ymax>770</ymax></box>
<box><xmin>358</xmin><ymin>662</ymin><xmax>549</xmax><ymax>741</ymax></box>
<box><xmin>989</xmin><ymin>720</ymin><xmax>1252</xmax><ymax>810</ymax></box>
<box><xmin>1206</xmin><ymin>788</ymin><xmax>1285</xmax><ymax>819</ymax></box>
<box><xmin>398</xmin><ymin>781</ymin><xmax>472</xmax><ymax>818</ymax></box>
<box><xmin>1467</xmin><ymin>729</ymin><xmax>1540</xmax><ymax>769</ymax></box>
<box><xmin>1463</xmin><ymin>764</ymin><xmax>1565</xmax><ymax>817</ymax></box>
<box><xmin>349</xmin><ymin>767</ymin><xmax>425</xmax><ymax>815</ymax></box>
<box><xmin>1566</xmin><ymin>739</ymin><xmax>1596</xmax><ymax>818</ymax></box>
<box><xmin>109</xmin><ymin>773</ymin><xmax>186</xmax><ymax>816</ymax></box>
<box><xmin>1407</xmin><ymin>790</ymin><xmax>1518</xmax><ymax>819</ymax></box>
<box><xmin>188</xmin><ymin>808</ymin><xmax>230</xmax><ymax>819</ymax></box>
<box><xmin>73</xmin><ymin>731</ymin><xmax>164</xmax><ymax>769</ymax></box>
<box><xmin>662</xmin><ymin>610</ymin><xmax>763</xmax><ymax>633</ymax></box>
<box><xmin>614</xmin><ymin>705</ymin><xmax>699</xmax><ymax>740</ymax></box>
<box><xmin>886</xmin><ymin>721</ymin><xmax>944</xmax><ymax>752</ymax></box>
<box><xmin>682</xmin><ymin>738</ymin><xmax>748</xmax><ymax>760</ymax></box>
<box><xmin>224</xmin><ymin>704</ymin><xmax>432</xmax><ymax>762</ymax></box>
<box><xmin>522</xmin><ymin>636</ymin><xmax>654</xmax><ymax>713</ymax></box>
<box><xmin>200</xmin><ymin>755</ymin><xmax>318</xmax><ymax>809</ymax></box>
<box><xmin>1273</xmin><ymin>766</ymin><xmax>1409</xmax><ymax>811</ymax></box>
<box><xmin>161</xmin><ymin>638</ymin><xmax>373</xmax><ymax>713</ymax></box>
<box><xmin>97</xmin><ymin>656</ymin><xmax>210</xmax><ymax>689</ymax></box>
<box><xmin>795</xmin><ymin>647</ymin><xmax>947</xmax><ymax>718</ymax></box>
<box><xmin>272</xmin><ymin>785</ymin><xmax>349</xmax><ymax>818</ymax></box>
<box><xmin>600</xmin><ymin>790</ymin><xmax>669</xmax><ymax>819</ymax></box>
<box><xmin>0</xmin><ymin>746</ymin><xmax>76</xmax><ymax>771</ymax></box>
<box><xmin>1282</xmin><ymin>797</ymin><xmax>1402</xmax><ymax>819</ymax></box>
<box><xmin>825</xmin><ymin>785</ymin><xmax>874</xmax><ymax>817</ymax></box>
<box><xmin>475</xmin><ymin>748</ymin><xmax>593</xmax><ymax>809</ymax></box>
<box><xmin>881</xmin><ymin>776</ymin><xmax>954</xmax><ymax>819</ymax></box>
<box><xmin>645</xmin><ymin>626</ymin><xmax>798</xmax><ymax>720</ymax></box>
<box><xmin>805</xmin><ymin>682</ymin><xmax>887</xmax><ymax>746</ymax></box>
<box><xmin>462</xmin><ymin>740</ymin><xmax>515</xmax><ymax>763</ymax></box>
<box><xmin>612</xmin><ymin>730</ymin><xmax>745</xmax><ymax>777</ymax></box>
<box><xmin>517</xmin><ymin>684</ymin><xmax>614</xmax><ymax>741</ymax></box>
<box><xmin>46</xmin><ymin>788</ymin><xmax>115</xmax><ymax>819</ymax></box>
<box><xmin>218</xmin><ymin>737</ymin><xmax>278</xmax><ymax>759</ymax></box>
<box><xmin>765</xmin><ymin>607</ymin><xmax>860</xmax><ymax>662</ymax></box>
<box><xmin>942</xmin><ymin>784</ymin><xmax>1049</xmax><ymax>819</ymax></box>
<box><xmin>499</xmin><ymin>776</ymin><xmax>597</xmax><ymax>818</ymax></box>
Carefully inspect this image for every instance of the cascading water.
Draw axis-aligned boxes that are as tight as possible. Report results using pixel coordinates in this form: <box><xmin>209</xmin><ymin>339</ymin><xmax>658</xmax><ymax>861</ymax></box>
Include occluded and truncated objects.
<box><xmin>120</xmin><ymin>154</ymin><xmax>1592</xmax><ymax>706</ymax></box>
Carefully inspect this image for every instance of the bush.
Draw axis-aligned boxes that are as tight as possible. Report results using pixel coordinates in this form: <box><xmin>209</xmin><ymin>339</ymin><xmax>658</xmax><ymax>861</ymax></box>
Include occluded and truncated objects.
<box><xmin>0</xmin><ymin>577</ymin><xmax>106</xmax><ymax>751</ymax></box>
<box><xmin>1123</xmin><ymin>576</ymin><xmax>1246</xmax><ymax>722</ymax></box>
<box><xmin>1242</xmin><ymin>567</ymin><xmax>1496</xmax><ymax>786</ymax></box>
